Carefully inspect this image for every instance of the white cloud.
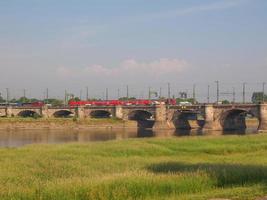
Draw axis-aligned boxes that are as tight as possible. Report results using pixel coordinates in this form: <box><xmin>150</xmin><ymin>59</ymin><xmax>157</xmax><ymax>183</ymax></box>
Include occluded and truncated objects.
<box><xmin>122</xmin><ymin>0</ymin><xmax>251</xmax><ymax>23</ymax></box>
<box><xmin>175</xmin><ymin>0</ymin><xmax>249</xmax><ymax>14</ymax></box>
<box><xmin>119</xmin><ymin>58</ymin><xmax>186</xmax><ymax>75</ymax></box>
<box><xmin>57</xmin><ymin>58</ymin><xmax>188</xmax><ymax>82</ymax></box>
<box><xmin>57</xmin><ymin>66</ymin><xmax>74</xmax><ymax>78</ymax></box>
<box><xmin>84</xmin><ymin>64</ymin><xmax>113</xmax><ymax>75</ymax></box>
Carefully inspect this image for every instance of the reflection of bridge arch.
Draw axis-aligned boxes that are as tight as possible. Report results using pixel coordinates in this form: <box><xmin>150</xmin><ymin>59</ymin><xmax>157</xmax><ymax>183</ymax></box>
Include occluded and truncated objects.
<box><xmin>172</xmin><ymin>110</ymin><xmax>203</xmax><ymax>130</ymax></box>
<box><xmin>220</xmin><ymin>109</ymin><xmax>258</xmax><ymax>130</ymax></box>
<box><xmin>18</xmin><ymin>110</ymin><xmax>40</xmax><ymax>118</ymax></box>
<box><xmin>128</xmin><ymin>110</ymin><xmax>153</xmax><ymax>121</ymax></box>
<box><xmin>53</xmin><ymin>110</ymin><xmax>74</xmax><ymax>118</ymax></box>
<box><xmin>90</xmin><ymin>110</ymin><xmax>111</xmax><ymax>118</ymax></box>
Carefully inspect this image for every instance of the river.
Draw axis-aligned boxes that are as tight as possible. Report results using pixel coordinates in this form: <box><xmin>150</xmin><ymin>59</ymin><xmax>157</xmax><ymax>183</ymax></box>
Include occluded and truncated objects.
<box><xmin>0</xmin><ymin>128</ymin><xmax>259</xmax><ymax>148</ymax></box>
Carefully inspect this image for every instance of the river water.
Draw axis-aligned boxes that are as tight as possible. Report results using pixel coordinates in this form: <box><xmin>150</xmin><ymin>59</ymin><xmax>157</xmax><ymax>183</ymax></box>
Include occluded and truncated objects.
<box><xmin>0</xmin><ymin>128</ymin><xmax>259</xmax><ymax>148</ymax></box>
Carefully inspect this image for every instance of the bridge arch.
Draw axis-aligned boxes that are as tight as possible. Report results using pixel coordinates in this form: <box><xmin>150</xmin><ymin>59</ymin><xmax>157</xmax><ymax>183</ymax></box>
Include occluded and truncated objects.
<box><xmin>53</xmin><ymin>110</ymin><xmax>74</xmax><ymax>118</ymax></box>
<box><xmin>17</xmin><ymin>110</ymin><xmax>40</xmax><ymax>118</ymax></box>
<box><xmin>220</xmin><ymin>109</ymin><xmax>258</xmax><ymax>131</ymax></box>
<box><xmin>172</xmin><ymin>110</ymin><xmax>203</xmax><ymax>130</ymax></box>
<box><xmin>128</xmin><ymin>110</ymin><xmax>153</xmax><ymax>121</ymax></box>
<box><xmin>128</xmin><ymin>110</ymin><xmax>154</xmax><ymax>129</ymax></box>
<box><xmin>90</xmin><ymin>110</ymin><xmax>112</xmax><ymax>118</ymax></box>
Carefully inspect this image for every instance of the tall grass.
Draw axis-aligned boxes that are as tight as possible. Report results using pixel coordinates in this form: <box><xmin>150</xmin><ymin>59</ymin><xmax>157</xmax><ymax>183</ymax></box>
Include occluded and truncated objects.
<box><xmin>0</xmin><ymin>117</ymin><xmax>124</xmax><ymax>124</ymax></box>
<box><xmin>1</xmin><ymin>134</ymin><xmax>267</xmax><ymax>199</ymax></box>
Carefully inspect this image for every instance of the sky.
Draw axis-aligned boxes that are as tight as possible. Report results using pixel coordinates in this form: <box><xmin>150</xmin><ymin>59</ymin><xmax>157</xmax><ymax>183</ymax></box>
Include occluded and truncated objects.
<box><xmin>0</xmin><ymin>0</ymin><xmax>267</xmax><ymax>102</ymax></box>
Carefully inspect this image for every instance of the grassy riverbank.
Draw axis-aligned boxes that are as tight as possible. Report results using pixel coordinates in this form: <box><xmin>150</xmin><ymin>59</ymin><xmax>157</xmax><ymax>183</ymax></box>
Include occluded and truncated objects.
<box><xmin>0</xmin><ymin>117</ymin><xmax>135</xmax><ymax>129</ymax></box>
<box><xmin>1</xmin><ymin>134</ymin><xmax>267</xmax><ymax>200</ymax></box>
<box><xmin>0</xmin><ymin>117</ymin><xmax>124</xmax><ymax>124</ymax></box>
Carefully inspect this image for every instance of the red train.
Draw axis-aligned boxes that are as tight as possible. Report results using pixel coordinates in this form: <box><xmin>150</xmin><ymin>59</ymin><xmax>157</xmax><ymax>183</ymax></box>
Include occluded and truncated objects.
<box><xmin>21</xmin><ymin>101</ymin><xmax>45</xmax><ymax>107</ymax></box>
<box><xmin>69</xmin><ymin>99</ymin><xmax>177</xmax><ymax>107</ymax></box>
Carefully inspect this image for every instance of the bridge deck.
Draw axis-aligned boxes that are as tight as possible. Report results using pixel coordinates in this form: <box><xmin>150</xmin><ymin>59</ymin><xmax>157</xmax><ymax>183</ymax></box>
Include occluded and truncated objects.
<box><xmin>0</xmin><ymin>104</ymin><xmax>260</xmax><ymax>109</ymax></box>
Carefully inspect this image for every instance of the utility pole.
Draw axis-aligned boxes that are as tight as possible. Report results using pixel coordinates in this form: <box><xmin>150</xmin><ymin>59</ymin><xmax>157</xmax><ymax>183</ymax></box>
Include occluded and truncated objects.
<box><xmin>46</xmin><ymin>88</ymin><xmax>49</xmax><ymax>100</ymax></box>
<box><xmin>23</xmin><ymin>89</ymin><xmax>26</xmax><ymax>98</ymax></box>
<box><xmin>44</xmin><ymin>88</ymin><xmax>49</xmax><ymax>106</ymax></box>
<box><xmin>167</xmin><ymin>82</ymin><xmax>171</xmax><ymax>100</ymax></box>
<box><xmin>6</xmin><ymin>88</ymin><xmax>9</xmax><ymax>105</ymax></box>
<box><xmin>117</xmin><ymin>88</ymin><xmax>120</xmax><ymax>99</ymax></box>
<box><xmin>215</xmin><ymin>81</ymin><xmax>219</xmax><ymax>103</ymax></box>
<box><xmin>242</xmin><ymin>82</ymin><xmax>246</xmax><ymax>104</ymax></box>
<box><xmin>232</xmin><ymin>87</ymin><xmax>236</xmax><ymax>103</ymax></box>
<box><xmin>80</xmin><ymin>90</ymin><xmax>82</xmax><ymax>100</ymax></box>
<box><xmin>86</xmin><ymin>86</ymin><xmax>89</xmax><ymax>100</ymax></box>
<box><xmin>22</xmin><ymin>89</ymin><xmax>26</xmax><ymax>103</ymax></box>
<box><xmin>126</xmin><ymin>85</ymin><xmax>129</xmax><ymax>99</ymax></box>
<box><xmin>64</xmin><ymin>90</ymin><xmax>67</xmax><ymax>106</ymax></box>
<box><xmin>193</xmin><ymin>84</ymin><xmax>196</xmax><ymax>104</ymax></box>
<box><xmin>207</xmin><ymin>85</ymin><xmax>210</xmax><ymax>103</ymax></box>
<box><xmin>105</xmin><ymin>88</ymin><xmax>109</xmax><ymax>101</ymax></box>
<box><xmin>148</xmin><ymin>87</ymin><xmax>151</xmax><ymax>100</ymax></box>
<box><xmin>159</xmin><ymin>87</ymin><xmax>162</xmax><ymax>98</ymax></box>
<box><xmin>263</xmin><ymin>82</ymin><xmax>266</xmax><ymax>103</ymax></box>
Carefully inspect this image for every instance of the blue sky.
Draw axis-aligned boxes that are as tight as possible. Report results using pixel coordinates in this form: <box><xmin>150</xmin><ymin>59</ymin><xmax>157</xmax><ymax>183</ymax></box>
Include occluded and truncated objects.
<box><xmin>0</xmin><ymin>0</ymin><xmax>267</xmax><ymax>101</ymax></box>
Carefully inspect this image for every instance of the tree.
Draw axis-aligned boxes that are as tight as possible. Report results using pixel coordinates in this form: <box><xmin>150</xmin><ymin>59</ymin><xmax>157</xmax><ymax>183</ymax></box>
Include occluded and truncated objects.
<box><xmin>0</xmin><ymin>93</ymin><xmax>5</xmax><ymax>103</ymax></box>
<box><xmin>252</xmin><ymin>92</ymin><xmax>267</xmax><ymax>103</ymax></box>
<box><xmin>73</xmin><ymin>97</ymin><xmax>81</xmax><ymax>101</ymax></box>
<box><xmin>13</xmin><ymin>97</ymin><xmax>40</xmax><ymax>104</ymax></box>
<box><xmin>87</xmin><ymin>98</ymin><xmax>101</xmax><ymax>101</ymax></box>
<box><xmin>45</xmin><ymin>98</ymin><xmax>64</xmax><ymax>107</ymax></box>
<box><xmin>18</xmin><ymin>97</ymin><xmax>30</xmax><ymax>103</ymax></box>
<box><xmin>9</xmin><ymin>98</ymin><xmax>18</xmax><ymax>103</ymax></box>
<box><xmin>119</xmin><ymin>97</ymin><xmax>136</xmax><ymax>101</ymax></box>
<box><xmin>221</xmin><ymin>100</ymin><xmax>230</xmax><ymax>104</ymax></box>
<box><xmin>68</xmin><ymin>97</ymin><xmax>81</xmax><ymax>104</ymax></box>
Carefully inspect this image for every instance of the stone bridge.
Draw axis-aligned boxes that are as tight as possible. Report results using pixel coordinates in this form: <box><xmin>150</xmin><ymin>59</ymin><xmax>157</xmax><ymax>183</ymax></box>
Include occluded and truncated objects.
<box><xmin>0</xmin><ymin>104</ymin><xmax>267</xmax><ymax>131</ymax></box>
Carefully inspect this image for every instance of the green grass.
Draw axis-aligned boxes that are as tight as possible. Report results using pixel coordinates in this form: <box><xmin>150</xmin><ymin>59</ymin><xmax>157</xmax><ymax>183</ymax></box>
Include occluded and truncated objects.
<box><xmin>1</xmin><ymin>134</ymin><xmax>267</xmax><ymax>199</ymax></box>
<box><xmin>0</xmin><ymin>117</ymin><xmax>124</xmax><ymax>124</ymax></box>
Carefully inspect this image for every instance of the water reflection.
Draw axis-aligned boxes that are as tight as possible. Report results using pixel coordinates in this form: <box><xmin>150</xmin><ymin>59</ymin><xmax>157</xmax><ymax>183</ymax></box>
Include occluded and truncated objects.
<box><xmin>0</xmin><ymin>128</ymin><xmax>259</xmax><ymax>148</ymax></box>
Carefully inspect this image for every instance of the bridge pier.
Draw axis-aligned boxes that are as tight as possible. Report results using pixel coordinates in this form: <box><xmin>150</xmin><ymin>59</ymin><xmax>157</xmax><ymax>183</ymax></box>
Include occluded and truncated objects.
<box><xmin>76</xmin><ymin>107</ymin><xmax>85</xmax><ymax>119</ymax></box>
<box><xmin>41</xmin><ymin>106</ymin><xmax>49</xmax><ymax>118</ymax></box>
<box><xmin>153</xmin><ymin>104</ymin><xmax>174</xmax><ymax>130</ymax></box>
<box><xmin>203</xmin><ymin>104</ymin><xmax>222</xmax><ymax>130</ymax></box>
<box><xmin>6</xmin><ymin>106</ymin><xmax>13</xmax><ymax>117</ymax></box>
<box><xmin>115</xmin><ymin>106</ymin><xmax>124</xmax><ymax>119</ymax></box>
<box><xmin>258</xmin><ymin>104</ymin><xmax>267</xmax><ymax>132</ymax></box>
